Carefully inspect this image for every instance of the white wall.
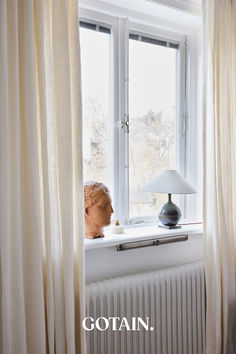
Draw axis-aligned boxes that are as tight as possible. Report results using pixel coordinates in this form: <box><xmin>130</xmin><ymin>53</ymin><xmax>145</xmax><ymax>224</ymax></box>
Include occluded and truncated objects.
<box><xmin>85</xmin><ymin>232</ymin><xmax>203</xmax><ymax>283</ymax></box>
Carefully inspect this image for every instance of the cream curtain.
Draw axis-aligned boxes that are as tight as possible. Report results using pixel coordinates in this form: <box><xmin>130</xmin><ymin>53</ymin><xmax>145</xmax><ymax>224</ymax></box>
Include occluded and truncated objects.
<box><xmin>202</xmin><ymin>0</ymin><xmax>236</xmax><ymax>353</ymax></box>
<box><xmin>0</xmin><ymin>0</ymin><xmax>85</xmax><ymax>353</ymax></box>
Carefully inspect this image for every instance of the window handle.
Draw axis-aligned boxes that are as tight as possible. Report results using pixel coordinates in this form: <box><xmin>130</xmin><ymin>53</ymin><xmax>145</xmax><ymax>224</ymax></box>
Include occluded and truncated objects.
<box><xmin>117</xmin><ymin>120</ymin><xmax>129</xmax><ymax>133</ymax></box>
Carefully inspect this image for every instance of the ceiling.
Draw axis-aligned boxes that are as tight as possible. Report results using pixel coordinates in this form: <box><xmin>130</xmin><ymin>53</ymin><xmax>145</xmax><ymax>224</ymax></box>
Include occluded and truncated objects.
<box><xmin>147</xmin><ymin>0</ymin><xmax>201</xmax><ymax>15</ymax></box>
<box><xmin>80</xmin><ymin>0</ymin><xmax>202</xmax><ymax>29</ymax></box>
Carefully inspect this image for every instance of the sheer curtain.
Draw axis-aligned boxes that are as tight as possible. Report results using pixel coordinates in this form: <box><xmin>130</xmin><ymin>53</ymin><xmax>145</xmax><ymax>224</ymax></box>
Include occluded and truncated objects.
<box><xmin>202</xmin><ymin>0</ymin><xmax>236</xmax><ymax>353</ymax></box>
<box><xmin>0</xmin><ymin>0</ymin><xmax>85</xmax><ymax>353</ymax></box>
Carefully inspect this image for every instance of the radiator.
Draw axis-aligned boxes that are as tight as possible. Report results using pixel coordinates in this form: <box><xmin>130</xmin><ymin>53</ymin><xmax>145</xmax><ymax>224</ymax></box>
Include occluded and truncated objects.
<box><xmin>85</xmin><ymin>261</ymin><xmax>205</xmax><ymax>354</ymax></box>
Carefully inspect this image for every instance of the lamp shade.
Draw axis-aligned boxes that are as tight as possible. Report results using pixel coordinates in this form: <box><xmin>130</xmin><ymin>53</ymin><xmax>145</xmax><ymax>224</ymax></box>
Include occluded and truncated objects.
<box><xmin>142</xmin><ymin>169</ymin><xmax>197</xmax><ymax>194</ymax></box>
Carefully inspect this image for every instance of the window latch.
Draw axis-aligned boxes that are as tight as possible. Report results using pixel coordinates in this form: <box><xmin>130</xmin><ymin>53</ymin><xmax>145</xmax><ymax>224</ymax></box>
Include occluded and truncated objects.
<box><xmin>117</xmin><ymin>120</ymin><xmax>129</xmax><ymax>133</ymax></box>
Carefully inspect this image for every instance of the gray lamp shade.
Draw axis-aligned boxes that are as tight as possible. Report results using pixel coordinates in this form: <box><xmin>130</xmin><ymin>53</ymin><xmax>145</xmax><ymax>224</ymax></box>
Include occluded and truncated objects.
<box><xmin>142</xmin><ymin>169</ymin><xmax>196</xmax><ymax>194</ymax></box>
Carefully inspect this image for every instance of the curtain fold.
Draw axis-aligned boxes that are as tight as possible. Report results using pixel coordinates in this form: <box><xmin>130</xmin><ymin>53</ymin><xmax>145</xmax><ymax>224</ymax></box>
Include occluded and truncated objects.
<box><xmin>0</xmin><ymin>0</ymin><xmax>85</xmax><ymax>353</ymax></box>
<box><xmin>202</xmin><ymin>1</ymin><xmax>236</xmax><ymax>353</ymax></box>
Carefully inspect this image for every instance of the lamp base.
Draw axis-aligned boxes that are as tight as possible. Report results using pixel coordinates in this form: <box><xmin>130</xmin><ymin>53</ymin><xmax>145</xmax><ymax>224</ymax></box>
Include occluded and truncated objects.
<box><xmin>158</xmin><ymin>194</ymin><xmax>181</xmax><ymax>228</ymax></box>
<box><xmin>158</xmin><ymin>224</ymin><xmax>182</xmax><ymax>230</ymax></box>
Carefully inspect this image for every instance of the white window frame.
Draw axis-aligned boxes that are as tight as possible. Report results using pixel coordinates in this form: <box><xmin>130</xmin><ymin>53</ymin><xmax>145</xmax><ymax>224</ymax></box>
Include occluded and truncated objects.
<box><xmin>79</xmin><ymin>8</ymin><xmax>189</xmax><ymax>225</ymax></box>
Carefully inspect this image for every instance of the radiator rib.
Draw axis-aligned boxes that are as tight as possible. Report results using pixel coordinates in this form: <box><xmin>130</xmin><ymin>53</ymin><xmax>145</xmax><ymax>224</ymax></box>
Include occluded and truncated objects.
<box><xmin>86</xmin><ymin>261</ymin><xmax>205</xmax><ymax>354</ymax></box>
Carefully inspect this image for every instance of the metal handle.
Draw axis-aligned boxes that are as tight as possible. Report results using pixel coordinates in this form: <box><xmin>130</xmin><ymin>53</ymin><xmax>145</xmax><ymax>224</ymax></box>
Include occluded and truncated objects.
<box><xmin>116</xmin><ymin>234</ymin><xmax>188</xmax><ymax>252</ymax></box>
<box><xmin>116</xmin><ymin>120</ymin><xmax>129</xmax><ymax>133</ymax></box>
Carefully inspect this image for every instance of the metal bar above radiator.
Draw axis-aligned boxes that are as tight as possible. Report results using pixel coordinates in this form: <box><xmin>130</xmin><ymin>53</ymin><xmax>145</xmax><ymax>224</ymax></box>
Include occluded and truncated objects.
<box><xmin>117</xmin><ymin>234</ymin><xmax>188</xmax><ymax>251</ymax></box>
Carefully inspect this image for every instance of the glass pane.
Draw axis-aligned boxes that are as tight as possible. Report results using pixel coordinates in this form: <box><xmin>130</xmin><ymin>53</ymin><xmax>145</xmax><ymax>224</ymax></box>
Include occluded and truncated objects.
<box><xmin>129</xmin><ymin>37</ymin><xmax>177</xmax><ymax>217</ymax></box>
<box><xmin>80</xmin><ymin>27</ymin><xmax>110</xmax><ymax>187</ymax></box>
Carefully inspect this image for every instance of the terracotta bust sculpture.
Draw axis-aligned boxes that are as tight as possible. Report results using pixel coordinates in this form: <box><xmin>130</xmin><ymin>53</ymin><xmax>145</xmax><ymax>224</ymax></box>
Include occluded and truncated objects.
<box><xmin>84</xmin><ymin>181</ymin><xmax>114</xmax><ymax>239</ymax></box>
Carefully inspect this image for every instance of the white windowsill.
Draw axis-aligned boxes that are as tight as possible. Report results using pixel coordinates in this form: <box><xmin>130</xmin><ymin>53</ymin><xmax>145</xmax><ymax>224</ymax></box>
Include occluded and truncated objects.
<box><xmin>84</xmin><ymin>223</ymin><xmax>203</xmax><ymax>250</ymax></box>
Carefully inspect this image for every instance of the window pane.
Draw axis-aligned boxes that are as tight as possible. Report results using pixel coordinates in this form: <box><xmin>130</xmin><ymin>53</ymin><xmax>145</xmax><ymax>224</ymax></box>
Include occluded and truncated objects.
<box><xmin>80</xmin><ymin>26</ymin><xmax>110</xmax><ymax>187</ymax></box>
<box><xmin>129</xmin><ymin>37</ymin><xmax>177</xmax><ymax>217</ymax></box>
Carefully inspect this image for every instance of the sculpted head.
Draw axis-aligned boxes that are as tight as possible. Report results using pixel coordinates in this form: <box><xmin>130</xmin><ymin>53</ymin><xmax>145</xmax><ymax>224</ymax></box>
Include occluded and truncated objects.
<box><xmin>84</xmin><ymin>181</ymin><xmax>114</xmax><ymax>239</ymax></box>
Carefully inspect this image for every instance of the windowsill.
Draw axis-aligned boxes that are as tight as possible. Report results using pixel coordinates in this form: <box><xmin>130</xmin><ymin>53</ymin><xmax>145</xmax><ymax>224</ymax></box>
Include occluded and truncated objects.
<box><xmin>85</xmin><ymin>223</ymin><xmax>203</xmax><ymax>251</ymax></box>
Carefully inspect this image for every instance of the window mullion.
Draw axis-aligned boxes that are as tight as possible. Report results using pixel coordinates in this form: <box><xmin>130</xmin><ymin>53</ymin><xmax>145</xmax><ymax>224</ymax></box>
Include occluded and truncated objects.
<box><xmin>115</xmin><ymin>18</ymin><xmax>129</xmax><ymax>224</ymax></box>
<box><xmin>110</xmin><ymin>18</ymin><xmax>119</xmax><ymax>222</ymax></box>
<box><xmin>176</xmin><ymin>38</ymin><xmax>187</xmax><ymax>218</ymax></box>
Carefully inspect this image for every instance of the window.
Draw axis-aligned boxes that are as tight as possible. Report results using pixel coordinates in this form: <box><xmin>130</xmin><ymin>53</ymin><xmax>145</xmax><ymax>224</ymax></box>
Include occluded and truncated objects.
<box><xmin>80</xmin><ymin>17</ymin><xmax>187</xmax><ymax>225</ymax></box>
<box><xmin>129</xmin><ymin>34</ymin><xmax>178</xmax><ymax>218</ymax></box>
<box><xmin>80</xmin><ymin>22</ymin><xmax>111</xmax><ymax>188</ymax></box>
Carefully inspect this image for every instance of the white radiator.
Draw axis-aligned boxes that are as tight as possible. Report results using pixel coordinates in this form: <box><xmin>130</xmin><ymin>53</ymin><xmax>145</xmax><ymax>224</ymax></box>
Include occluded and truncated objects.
<box><xmin>85</xmin><ymin>261</ymin><xmax>205</xmax><ymax>354</ymax></box>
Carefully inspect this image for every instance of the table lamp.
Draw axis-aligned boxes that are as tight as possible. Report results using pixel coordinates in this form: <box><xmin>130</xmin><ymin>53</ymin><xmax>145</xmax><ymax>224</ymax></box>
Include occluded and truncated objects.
<box><xmin>142</xmin><ymin>169</ymin><xmax>197</xmax><ymax>229</ymax></box>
